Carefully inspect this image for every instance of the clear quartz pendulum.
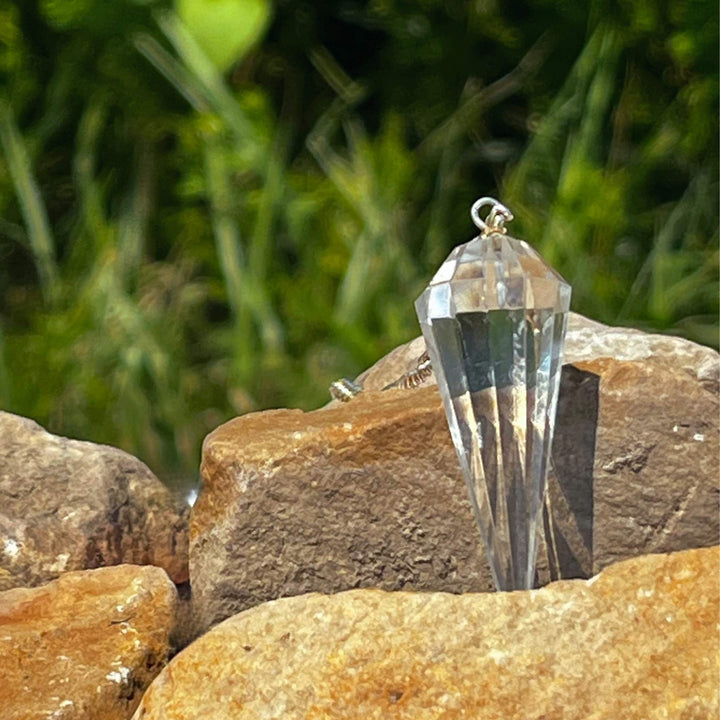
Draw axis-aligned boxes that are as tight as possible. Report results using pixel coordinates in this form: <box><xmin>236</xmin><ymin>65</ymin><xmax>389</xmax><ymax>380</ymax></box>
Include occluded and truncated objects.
<box><xmin>415</xmin><ymin>197</ymin><xmax>571</xmax><ymax>591</ymax></box>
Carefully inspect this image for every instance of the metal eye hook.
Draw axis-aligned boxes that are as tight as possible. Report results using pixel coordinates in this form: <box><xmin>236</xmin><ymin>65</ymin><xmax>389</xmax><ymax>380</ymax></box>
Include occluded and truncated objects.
<box><xmin>470</xmin><ymin>197</ymin><xmax>514</xmax><ymax>236</ymax></box>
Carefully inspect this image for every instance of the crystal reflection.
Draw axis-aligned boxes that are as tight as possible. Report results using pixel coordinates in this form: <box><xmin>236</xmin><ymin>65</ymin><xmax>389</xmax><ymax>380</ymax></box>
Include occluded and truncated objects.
<box><xmin>416</xmin><ymin>232</ymin><xmax>570</xmax><ymax>591</ymax></box>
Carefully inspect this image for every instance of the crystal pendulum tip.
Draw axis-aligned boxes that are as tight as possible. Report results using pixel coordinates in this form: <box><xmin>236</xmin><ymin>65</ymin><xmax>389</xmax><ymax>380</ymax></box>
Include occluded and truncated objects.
<box><xmin>415</xmin><ymin>196</ymin><xmax>571</xmax><ymax>592</ymax></box>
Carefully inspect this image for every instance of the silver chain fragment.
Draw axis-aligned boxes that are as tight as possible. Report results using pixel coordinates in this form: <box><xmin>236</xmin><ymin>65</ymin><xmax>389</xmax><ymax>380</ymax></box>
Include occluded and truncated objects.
<box><xmin>329</xmin><ymin>351</ymin><xmax>433</xmax><ymax>402</ymax></box>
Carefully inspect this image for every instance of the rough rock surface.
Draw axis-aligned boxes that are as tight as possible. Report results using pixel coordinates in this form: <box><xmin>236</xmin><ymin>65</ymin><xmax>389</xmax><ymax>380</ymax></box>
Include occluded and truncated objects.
<box><xmin>0</xmin><ymin>412</ymin><xmax>189</xmax><ymax>590</ymax></box>
<box><xmin>135</xmin><ymin>546</ymin><xmax>720</xmax><ymax>720</ymax></box>
<box><xmin>356</xmin><ymin>312</ymin><xmax>719</xmax><ymax>392</ymax></box>
<box><xmin>1</xmin><ymin>564</ymin><xmax>177</xmax><ymax>720</ymax></box>
<box><xmin>578</xmin><ymin>356</ymin><xmax>719</xmax><ymax>574</ymax></box>
<box><xmin>193</xmin><ymin>388</ymin><xmax>498</xmax><ymax>632</ymax></box>
<box><xmin>192</xmin><ymin>317</ymin><xmax>718</xmax><ymax>631</ymax></box>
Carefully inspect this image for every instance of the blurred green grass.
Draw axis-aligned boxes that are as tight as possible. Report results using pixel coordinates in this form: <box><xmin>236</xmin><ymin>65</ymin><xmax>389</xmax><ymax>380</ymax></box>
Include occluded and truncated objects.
<box><xmin>0</xmin><ymin>0</ymin><xmax>717</xmax><ymax>486</ymax></box>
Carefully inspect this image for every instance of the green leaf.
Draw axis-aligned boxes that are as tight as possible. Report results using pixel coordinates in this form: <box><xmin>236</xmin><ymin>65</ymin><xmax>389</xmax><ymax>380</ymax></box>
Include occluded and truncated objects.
<box><xmin>175</xmin><ymin>0</ymin><xmax>271</xmax><ymax>72</ymax></box>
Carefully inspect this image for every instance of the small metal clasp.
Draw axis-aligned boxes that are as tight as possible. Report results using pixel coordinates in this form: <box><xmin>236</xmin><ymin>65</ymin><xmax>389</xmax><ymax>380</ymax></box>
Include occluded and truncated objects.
<box><xmin>470</xmin><ymin>197</ymin><xmax>514</xmax><ymax>236</ymax></box>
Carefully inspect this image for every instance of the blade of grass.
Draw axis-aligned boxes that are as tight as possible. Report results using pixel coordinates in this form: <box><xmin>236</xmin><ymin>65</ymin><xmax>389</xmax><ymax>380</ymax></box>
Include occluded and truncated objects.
<box><xmin>156</xmin><ymin>10</ymin><xmax>261</xmax><ymax>153</ymax></box>
<box><xmin>248</xmin><ymin>126</ymin><xmax>286</xmax><ymax>285</ymax></box>
<box><xmin>0</xmin><ymin>98</ymin><xmax>59</xmax><ymax>304</ymax></box>
<box><xmin>73</xmin><ymin>97</ymin><xmax>112</xmax><ymax>251</ymax></box>
<box><xmin>422</xmin><ymin>139</ymin><xmax>463</xmax><ymax>267</ymax></box>
<box><xmin>334</xmin><ymin>228</ymin><xmax>372</xmax><ymax>323</ymax></box>
<box><xmin>574</xmin><ymin>27</ymin><xmax>621</xmax><ymax>163</ymax></box>
<box><xmin>202</xmin><ymin>132</ymin><xmax>247</xmax><ymax>322</ymax></box>
<box><xmin>134</xmin><ymin>32</ymin><xmax>211</xmax><ymax>112</ymax></box>
<box><xmin>503</xmin><ymin>26</ymin><xmax>606</xmax><ymax>215</ymax></box>
<box><xmin>538</xmin><ymin>26</ymin><xmax>622</xmax><ymax>261</ymax></box>
<box><xmin>309</xmin><ymin>45</ymin><xmax>367</xmax><ymax>106</ymax></box>
<box><xmin>118</xmin><ymin>139</ymin><xmax>155</xmax><ymax>280</ymax></box>
<box><xmin>28</xmin><ymin>46</ymin><xmax>76</xmax><ymax>156</ymax></box>
<box><xmin>617</xmin><ymin>169</ymin><xmax>713</xmax><ymax>323</ymax></box>
<box><xmin>202</xmin><ymin>131</ymin><xmax>284</xmax><ymax>369</ymax></box>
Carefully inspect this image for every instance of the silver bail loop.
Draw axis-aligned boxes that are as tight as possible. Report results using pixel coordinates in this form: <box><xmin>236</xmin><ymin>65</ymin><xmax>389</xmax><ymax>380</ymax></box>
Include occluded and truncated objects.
<box><xmin>470</xmin><ymin>197</ymin><xmax>514</xmax><ymax>236</ymax></box>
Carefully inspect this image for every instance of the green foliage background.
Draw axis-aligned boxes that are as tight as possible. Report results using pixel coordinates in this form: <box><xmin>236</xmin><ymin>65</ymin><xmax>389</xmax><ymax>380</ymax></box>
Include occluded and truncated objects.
<box><xmin>0</xmin><ymin>0</ymin><xmax>717</xmax><ymax>486</ymax></box>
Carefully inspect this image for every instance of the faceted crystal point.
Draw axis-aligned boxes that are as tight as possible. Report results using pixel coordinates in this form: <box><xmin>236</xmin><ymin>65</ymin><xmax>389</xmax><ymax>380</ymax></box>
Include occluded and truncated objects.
<box><xmin>415</xmin><ymin>231</ymin><xmax>571</xmax><ymax>591</ymax></box>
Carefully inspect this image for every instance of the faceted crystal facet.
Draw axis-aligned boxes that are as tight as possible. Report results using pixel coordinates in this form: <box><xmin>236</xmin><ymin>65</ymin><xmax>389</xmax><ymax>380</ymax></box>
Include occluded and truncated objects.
<box><xmin>415</xmin><ymin>232</ymin><xmax>571</xmax><ymax>591</ymax></box>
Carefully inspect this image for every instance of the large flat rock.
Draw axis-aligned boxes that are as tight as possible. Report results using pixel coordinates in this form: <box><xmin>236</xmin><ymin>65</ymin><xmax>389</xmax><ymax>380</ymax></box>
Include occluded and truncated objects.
<box><xmin>1</xmin><ymin>564</ymin><xmax>177</xmax><ymax>720</ymax></box>
<box><xmin>191</xmin><ymin>318</ymin><xmax>718</xmax><ymax>632</ymax></box>
<box><xmin>0</xmin><ymin>412</ymin><xmax>189</xmax><ymax>590</ymax></box>
<box><xmin>134</xmin><ymin>546</ymin><xmax>720</xmax><ymax>719</ymax></box>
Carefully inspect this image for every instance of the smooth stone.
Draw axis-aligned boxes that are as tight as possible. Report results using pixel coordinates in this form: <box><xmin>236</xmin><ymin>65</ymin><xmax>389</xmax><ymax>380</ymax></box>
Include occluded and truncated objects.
<box><xmin>1</xmin><ymin>564</ymin><xmax>177</xmax><ymax>720</ymax></box>
<box><xmin>191</xmin><ymin>320</ymin><xmax>718</xmax><ymax>632</ymax></box>
<box><xmin>0</xmin><ymin>412</ymin><xmax>189</xmax><ymax>590</ymax></box>
<box><xmin>134</xmin><ymin>547</ymin><xmax>720</xmax><ymax>720</ymax></box>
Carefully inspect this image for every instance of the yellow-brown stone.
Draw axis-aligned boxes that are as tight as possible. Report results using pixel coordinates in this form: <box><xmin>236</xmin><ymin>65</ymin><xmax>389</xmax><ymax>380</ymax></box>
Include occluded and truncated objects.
<box><xmin>135</xmin><ymin>547</ymin><xmax>720</xmax><ymax>719</ymax></box>
<box><xmin>1</xmin><ymin>564</ymin><xmax>177</xmax><ymax>720</ymax></box>
<box><xmin>0</xmin><ymin>412</ymin><xmax>189</xmax><ymax>590</ymax></box>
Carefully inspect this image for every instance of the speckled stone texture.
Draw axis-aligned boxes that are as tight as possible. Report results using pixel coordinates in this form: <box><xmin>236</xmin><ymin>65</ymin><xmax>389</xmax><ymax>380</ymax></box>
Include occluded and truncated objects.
<box><xmin>134</xmin><ymin>546</ymin><xmax>720</xmax><ymax>720</ymax></box>
<box><xmin>1</xmin><ymin>564</ymin><xmax>177</xmax><ymax>720</ymax></box>
<box><xmin>0</xmin><ymin>412</ymin><xmax>189</xmax><ymax>590</ymax></box>
<box><xmin>194</xmin><ymin>389</ymin><xmax>502</xmax><ymax>632</ymax></box>
<box><xmin>191</xmin><ymin>317</ymin><xmax>718</xmax><ymax>632</ymax></box>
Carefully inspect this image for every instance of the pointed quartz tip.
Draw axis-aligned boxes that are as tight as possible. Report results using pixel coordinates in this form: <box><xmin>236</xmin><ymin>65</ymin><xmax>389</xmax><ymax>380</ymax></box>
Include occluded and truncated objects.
<box><xmin>414</xmin><ymin>230</ymin><xmax>571</xmax><ymax>591</ymax></box>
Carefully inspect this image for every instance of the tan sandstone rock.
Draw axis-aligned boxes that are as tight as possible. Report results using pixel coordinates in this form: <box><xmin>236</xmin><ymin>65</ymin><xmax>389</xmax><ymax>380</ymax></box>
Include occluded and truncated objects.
<box><xmin>0</xmin><ymin>412</ymin><xmax>189</xmax><ymax>590</ymax></box>
<box><xmin>191</xmin><ymin>317</ymin><xmax>718</xmax><ymax>632</ymax></box>
<box><xmin>1</xmin><ymin>564</ymin><xmax>177</xmax><ymax>720</ymax></box>
<box><xmin>134</xmin><ymin>546</ymin><xmax>720</xmax><ymax>720</ymax></box>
